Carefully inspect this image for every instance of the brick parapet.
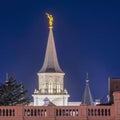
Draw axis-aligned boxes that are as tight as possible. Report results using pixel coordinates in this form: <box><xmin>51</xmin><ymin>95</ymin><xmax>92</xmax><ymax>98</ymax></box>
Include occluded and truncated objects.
<box><xmin>0</xmin><ymin>92</ymin><xmax>120</xmax><ymax>120</ymax></box>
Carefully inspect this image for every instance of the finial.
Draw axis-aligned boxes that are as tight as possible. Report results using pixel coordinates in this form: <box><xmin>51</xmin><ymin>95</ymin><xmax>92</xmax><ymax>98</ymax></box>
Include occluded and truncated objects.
<box><xmin>86</xmin><ymin>72</ymin><xmax>88</xmax><ymax>80</ymax></box>
<box><xmin>86</xmin><ymin>72</ymin><xmax>89</xmax><ymax>83</ymax></box>
<box><xmin>46</xmin><ymin>13</ymin><xmax>54</xmax><ymax>29</ymax></box>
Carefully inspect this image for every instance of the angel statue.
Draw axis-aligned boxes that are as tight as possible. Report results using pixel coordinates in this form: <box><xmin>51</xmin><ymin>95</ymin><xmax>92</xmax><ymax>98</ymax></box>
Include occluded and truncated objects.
<box><xmin>46</xmin><ymin>13</ymin><xmax>54</xmax><ymax>29</ymax></box>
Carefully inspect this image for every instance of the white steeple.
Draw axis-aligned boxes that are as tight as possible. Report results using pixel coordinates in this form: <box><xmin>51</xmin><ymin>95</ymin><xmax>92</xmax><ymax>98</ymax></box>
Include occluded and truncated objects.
<box><xmin>32</xmin><ymin>13</ymin><xmax>69</xmax><ymax>106</ymax></box>
<box><xmin>39</xmin><ymin>29</ymin><xmax>63</xmax><ymax>73</ymax></box>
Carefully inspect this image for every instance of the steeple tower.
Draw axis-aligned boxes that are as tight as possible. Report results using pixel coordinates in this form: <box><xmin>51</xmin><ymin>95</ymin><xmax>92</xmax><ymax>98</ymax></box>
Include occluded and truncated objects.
<box><xmin>81</xmin><ymin>73</ymin><xmax>94</xmax><ymax>105</ymax></box>
<box><xmin>39</xmin><ymin>28</ymin><xmax>63</xmax><ymax>73</ymax></box>
<box><xmin>32</xmin><ymin>13</ymin><xmax>69</xmax><ymax>106</ymax></box>
<box><xmin>40</xmin><ymin>13</ymin><xmax>62</xmax><ymax>73</ymax></box>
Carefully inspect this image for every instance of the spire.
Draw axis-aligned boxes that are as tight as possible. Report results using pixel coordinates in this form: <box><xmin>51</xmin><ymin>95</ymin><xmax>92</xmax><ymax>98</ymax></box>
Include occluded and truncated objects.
<box><xmin>39</xmin><ymin>13</ymin><xmax>63</xmax><ymax>73</ymax></box>
<box><xmin>81</xmin><ymin>73</ymin><xmax>94</xmax><ymax>105</ymax></box>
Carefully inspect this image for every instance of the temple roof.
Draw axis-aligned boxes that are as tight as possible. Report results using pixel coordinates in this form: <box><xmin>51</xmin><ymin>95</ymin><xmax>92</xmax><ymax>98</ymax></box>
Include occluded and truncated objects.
<box><xmin>81</xmin><ymin>74</ymin><xmax>94</xmax><ymax>105</ymax></box>
<box><xmin>39</xmin><ymin>29</ymin><xmax>63</xmax><ymax>73</ymax></box>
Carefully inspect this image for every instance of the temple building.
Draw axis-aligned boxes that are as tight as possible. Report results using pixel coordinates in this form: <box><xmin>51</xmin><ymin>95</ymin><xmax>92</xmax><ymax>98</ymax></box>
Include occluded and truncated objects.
<box><xmin>32</xmin><ymin>13</ymin><xmax>69</xmax><ymax>106</ymax></box>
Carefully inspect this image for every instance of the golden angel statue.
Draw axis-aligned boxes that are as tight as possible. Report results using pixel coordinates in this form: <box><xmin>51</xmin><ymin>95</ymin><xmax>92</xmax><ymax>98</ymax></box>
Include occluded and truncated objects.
<box><xmin>46</xmin><ymin>13</ymin><xmax>54</xmax><ymax>29</ymax></box>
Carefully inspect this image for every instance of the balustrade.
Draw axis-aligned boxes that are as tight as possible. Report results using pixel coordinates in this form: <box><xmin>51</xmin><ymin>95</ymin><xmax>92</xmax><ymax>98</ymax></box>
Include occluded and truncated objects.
<box><xmin>0</xmin><ymin>109</ymin><xmax>15</xmax><ymax>116</ymax></box>
<box><xmin>24</xmin><ymin>108</ymin><xmax>47</xmax><ymax>117</ymax></box>
<box><xmin>87</xmin><ymin>107</ymin><xmax>111</xmax><ymax>117</ymax></box>
<box><xmin>0</xmin><ymin>105</ymin><xmax>114</xmax><ymax>120</ymax></box>
<box><xmin>56</xmin><ymin>107</ymin><xmax>78</xmax><ymax>117</ymax></box>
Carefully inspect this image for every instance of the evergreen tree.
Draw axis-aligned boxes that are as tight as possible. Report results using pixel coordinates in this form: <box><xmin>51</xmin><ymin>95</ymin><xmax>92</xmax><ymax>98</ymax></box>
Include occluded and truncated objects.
<box><xmin>0</xmin><ymin>75</ymin><xmax>30</xmax><ymax>106</ymax></box>
<box><xmin>0</xmin><ymin>83</ymin><xmax>5</xmax><ymax>105</ymax></box>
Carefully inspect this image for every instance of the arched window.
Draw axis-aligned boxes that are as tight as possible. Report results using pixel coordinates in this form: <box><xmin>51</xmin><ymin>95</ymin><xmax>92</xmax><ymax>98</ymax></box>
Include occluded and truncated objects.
<box><xmin>57</xmin><ymin>82</ymin><xmax>60</xmax><ymax>93</ymax></box>
<box><xmin>48</xmin><ymin>81</ymin><xmax>53</xmax><ymax>93</ymax></box>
